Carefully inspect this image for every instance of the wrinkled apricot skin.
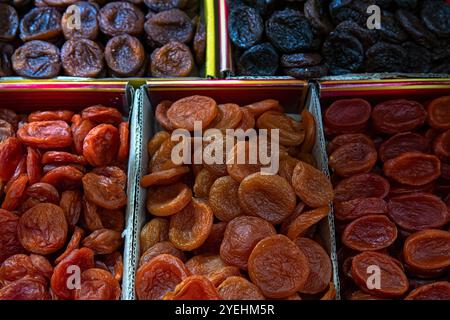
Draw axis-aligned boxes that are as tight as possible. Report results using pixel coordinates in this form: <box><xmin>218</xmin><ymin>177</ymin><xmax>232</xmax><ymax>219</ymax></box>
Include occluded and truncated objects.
<box><xmin>379</xmin><ymin>132</ymin><xmax>430</xmax><ymax>162</ymax></box>
<box><xmin>118</xmin><ymin>122</ymin><xmax>130</xmax><ymax>162</ymax></box>
<box><xmin>427</xmin><ymin>96</ymin><xmax>450</xmax><ymax>130</ymax></box>
<box><xmin>0</xmin><ymin>137</ymin><xmax>24</xmax><ymax>182</ymax></box>
<box><xmin>0</xmin><ymin>210</ymin><xmax>24</xmax><ymax>264</ymax></box>
<box><xmin>164</xmin><ymin>275</ymin><xmax>220</xmax><ymax>300</ymax></box>
<box><xmin>335</xmin><ymin>198</ymin><xmax>388</xmax><ymax>221</ymax></box>
<box><xmin>324</xmin><ymin>99</ymin><xmax>371</xmax><ymax>134</ymax></box>
<box><xmin>81</xmin><ymin>106</ymin><xmax>123</xmax><ymax>125</ymax></box>
<box><xmin>405</xmin><ymin>281</ymin><xmax>450</xmax><ymax>300</ymax></box>
<box><xmin>0</xmin><ymin>275</ymin><xmax>49</xmax><ymax>300</ymax></box>
<box><xmin>140</xmin><ymin>242</ymin><xmax>186</xmax><ymax>267</ymax></box>
<box><xmin>147</xmin><ymin>183</ymin><xmax>192</xmax><ymax>217</ymax></box>
<box><xmin>82</xmin><ymin>173</ymin><xmax>127</xmax><ymax>210</ymax></box>
<box><xmin>71</xmin><ymin>116</ymin><xmax>95</xmax><ymax>155</ymax></box>
<box><xmin>140</xmin><ymin>218</ymin><xmax>169</xmax><ymax>254</ymax></box>
<box><xmin>74</xmin><ymin>268</ymin><xmax>121</xmax><ymax>300</ymax></box>
<box><xmin>334</xmin><ymin>173</ymin><xmax>390</xmax><ymax>202</ymax></box>
<box><xmin>329</xmin><ymin>142</ymin><xmax>377</xmax><ymax>177</ymax></box>
<box><xmin>82</xmin><ymin>229</ymin><xmax>123</xmax><ymax>255</ymax></box>
<box><xmin>17</xmin><ymin>121</ymin><xmax>72</xmax><ymax>149</ymax></box>
<box><xmin>2</xmin><ymin>174</ymin><xmax>28</xmax><ymax>211</ymax></box>
<box><xmin>40</xmin><ymin>165</ymin><xmax>84</xmax><ymax>190</ymax></box>
<box><xmin>218</xmin><ymin>276</ymin><xmax>265</xmax><ymax>300</ymax></box>
<box><xmin>155</xmin><ymin>101</ymin><xmax>175</xmax><ymax>132</ymax></box>
<box><xmin>208</xmin><ymin>176</ymin><xmax>243</xmax><ymax>222</ymax></box>
<box><xmin>167</xmin><ymin>95</ymin><xmax>218</xmax><ymax>131</ymax></box>
<box><xmin>28</xmin><ymin>110</ymin><xmax>74</xmax><ymax>123</ymax></box>
<box><xmin>287</xmin><ymin>206</ymin><xmax>330</xmax><ymax>240</ymax></box>
<box><xmin>83</xmin><ymin>124</ymin><xmax>119</xmax><ymax>167</ymax></box>
<box><xmin>256</xmin><ymin>111</ymin><xmax>305</xmax><ymax>146</ymax></box>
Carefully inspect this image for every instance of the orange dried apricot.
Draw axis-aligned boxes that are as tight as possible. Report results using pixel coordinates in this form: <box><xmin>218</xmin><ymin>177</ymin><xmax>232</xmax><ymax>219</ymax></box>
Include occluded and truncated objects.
<box><xmin>167</xmin><ymin>95</ymin><xmax>218</xmax><ymax>131</ymax></box>
<box><xmin>146</xmin><ymin>182</ymin><xmax>192</xmax><ymax>216</ymax></box>
<box><xmin>208</xmin><ymin>176</ymin><xmax>243</xmax><ymax>222</ymax></box>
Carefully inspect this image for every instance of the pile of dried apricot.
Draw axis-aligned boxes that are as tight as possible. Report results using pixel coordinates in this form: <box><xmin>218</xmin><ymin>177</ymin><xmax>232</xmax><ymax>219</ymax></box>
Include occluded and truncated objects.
<box><xmin>0</xmin><ymin>105</ymin><xmax>129</xmax><ymax>300</ymax></box>
<box><xmin>138</xmin><ymin>95</ymin><xmax>336</xmax><ymax>300</ymax></box>
<box><xmin>326</xmin><ymin>96</ymin><xmax>450</xmax><ymax>300</ymax></box>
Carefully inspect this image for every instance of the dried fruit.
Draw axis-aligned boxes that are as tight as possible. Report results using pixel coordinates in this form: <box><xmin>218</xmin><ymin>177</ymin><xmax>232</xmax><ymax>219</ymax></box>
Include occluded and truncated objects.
<box><xmin>335</xmin><ymin>198</ymin><xmax>388</xmax><ymax>221</ymax></box>
<box><xmin>324</xmin><ymin>99</ymin><xmax>371</xmax><ymax>134</ymax></box>
<box><xmin>167</xmin><ymin>95</ymin><xmax>218</xmax><ymax>131</ymax></box>
<box><xmin>155</xmin><ymin>102</ymin><xmax>175</xmax><ymax>132</ymax></box>
<box><xmin>141</xmin><ymin>167</ymin><xmax>190</xmax><ymax>187</ymax></box>
<box><xmin>74</xmin><ymin>268</ymin><xmax>121</xmax><ymax>300</ymax></box>
<box><xmin>99</xmin><ymin>1</ymin><xmax>144</xmax><ymax>37</ymax></box>
<box><xmin>105</xmin><ymin>34</ymin><xmax>145</xmax><ymax>77</ymax></box>
<box><xmin>147</xmin><ymin>182</ymin><xmax>192</xmax><ymax>216</ymax></box>
<box><xmin>151</xmin><ymin>41</ymin><xmax>194</xmax><ymax>77</ymax></box>
<box><xmin>0</xmin><ymin>210</ymin><xmax>24</xmax><ymax>263</ymax></box>
<box><xmin>2</xmin><ymin>174</ymin><xmax>28</xmax><ymax>211</ymax></box>
<box><xmin>12</xmin><ymin>41</ymin><xmax>61</xmax><ymax>79</ymax></box>
<box><xmin>0</xmin><ymin>4</ymin><xmax>18</xmax><ymax>41</ymax></box>
<box><xmin>334</xmin><ymin>173</ymin><xmax>390</xmax><ymax>202</ymax></box>
<box><xmin>61</xmin><ymin>2</ymin><xmax>99</xmax><ymax>40</ymax></box>
<box><xmin>329</xmin><ymin>142</ymin><xmax>377</xmax><ymax>177</ymax></box>
<box><xmin>140</xmin><ymin>241</ymin><xmax>186</xmax><ymax>267</ymax></box>
<box><xmin>208</xmin><ymin>176</ymin><xmax>243</xmax><ymax>222</ymax></box>
<box><xmin>17</xmin><ymin>120</ymin><xmax>72</xmax><ymax>149</ymax></box>
<box><xmin>379</xmin><ymin>132</ymin><xmax>430</xmax><ymax>162</ymax></box>
<box><xmin>82</xmin><ymin>173</ymin><xmax>127</xmax><ymax>210</ymax></box>
<box><xmin>140</xmin><ymin>218</ymin><xmax>169</xmax><ymax>254</ymax></box>
<box><xmin>209</xmin><ymin>104</ymin><xmax>243</xmax><ymax>130</ymax></box>
<box><xmin>164</xmin><ymin>275</ymin><xmax>220</xmax><ymax>300</ymax></box>
<box><xmin>20</xmin><ymin>7</ymin><xmax>62</xmax><ymax>42</ymax></box>
<box><xmin>237</xmin><ymin>42</ymin><xmax>279</xmax><ymax>76</ymax></box>
<box><xmin>82</xmin><ymin>229</ymin><xmax>123</xmax><ymax>255</ymax></box>
<box><xmin>61</xmin><ymin>39</ymin><xmax>104</xmax><ymax>78</ymax></box>
<box><xmin>427</xmin><ymin>96</ymin><xmax>450</xmax><ymax>130</ymax></box>
<box><xmin>256</xmin><ymin>111</ymin><xmax>305</xmax><ymax>146</ymax></box>
<box><xmin>405</xmin><ymin>281</ymin><xmax>450</xmax><ymax>300</ymax></box>
<box><xmin>218</xmin><ymin>276</ymin><xmax>265</xmax><ymax>300</ymax></box>
<box><xmin>228</xmin><ymin>6</ymin><xmax>263</xmax><ymax>49</ymax></box>
<box><xmin>83</xmin><ymin>124</ymin><xmax>119</xmax><ymax>167</ymax></box>
<box><xmin>40</xmin><ymin>165</ymin><xmax>84</xmax><ymax>190</ymax></box>
<box><xmin>145</xmin><ymin>9</ymin><xmax>193</xmax><ymax>47</ymax></box>
<box><xmin>28</xmin><ymin>110</ymin><xmax>74</xmax><ymax>123</ymax></box>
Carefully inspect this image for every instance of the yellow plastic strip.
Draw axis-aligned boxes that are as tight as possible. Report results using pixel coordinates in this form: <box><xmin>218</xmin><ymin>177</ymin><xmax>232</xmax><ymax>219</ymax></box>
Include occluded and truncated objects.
<box><xmin>205</xmin><ymin>0</ymin><xmax>216</xmax><ymax>78</ymax></box>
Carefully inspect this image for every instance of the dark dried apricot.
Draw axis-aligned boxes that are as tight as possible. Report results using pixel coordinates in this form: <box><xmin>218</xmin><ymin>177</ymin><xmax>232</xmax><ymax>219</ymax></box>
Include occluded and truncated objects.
<box><xmin>12</xmin><ymin>41</ymin><xmax>61</xmax><ymax>79</ymax></box>
<box><xmin>327</xmin><ymin>133</ymin><xmax>375</xmax><ymax>155</ymax></box>
<box><xmin>105</xmin><ymin>34</ymin><xmax>145</xmax><ymax>77</ymax></box>
<box><xmin>145</xmin><ymin>9</ymin><xmax>193</xmax><ymax>47</ymax></box>
<box><xmin>82</xmin><ymin>173</ymin><xmax>127</xmax><ymax>210</ymax></box>
<box><xmin>151</xmin><ymin>41</ymin><xmax>194</xmax><ymax>77</ymax></box>
<box><xmin>169</xmin><ymin>198</ymin><xmax>213</xmax><ymax>251</ymax></box>
<box><xmin>74</xmin><ymin>268</ymin><xmax>121</xmax><ymax>300</ymax></box>
<box><xmin>342</xmin><ymin>215</ymin><xmax>397</xmax><ymax>251</ymax></box>
<box><xmin>248</xmin><ymin>235</ymin><xmax>310</xmax><ymax>299</ymax></box>
<box><xmin>329</xmin><ymin>142</ymin><xmax>377</xmax><ymax>177</ymax></box>
<box><xmin>99</xmin><ymin>1</ymin><xmax>144</xmax><ymax>36</ymax></box>
<box><xmin>427</xmin><ymin>96</ymin><xmax>450</xmax><ymax>130</ymax></box>
<box><xmin>335</xmin><ymin>198</ymin><xmax>388</xmax><ymax>221</ymax></box>
<box><xmin>167</xmin><ymin>95</ymin><xmax>218</xmax><ymax>131</ymax></box>
<box><xmin>28</xmin><ymin>110</ymin><xmax>74</xmax><ymax>123</ymax></box>
<box><xmin>17</xmin><ymin>121</ymin><xmax>72</xmax><ymax>149</ymax></box>
<box><xmin>136</xmin><ymin>254</ymin><xmax>189</xmax><ymax>300</ymax></box>
<box><xmin>238</xmin><ymin>173</ymin><xmax>296</xmax><ymax>224</ymax></box>
<box><xmin>372</xmin><ymin>99</ymin><xmax>427</xmax><ymax>134</ymax></box>
<box><xmin>25</xmin><ymin>182</ymin><xmax>59</xmax><ymax>205</ymax></box>
<box><xmin>54</xmin><ymin>226</ymin><xmax>84</xmax><ymax>265</ymax></box>
<box><xmin>433</xmin><ymin>129</ymin><xmax>450</xmax><ymax>159</ymax></box>
<box><xmin>155</xmin><ymin>102</ymin><xmax>175</xmax><ymax>131</ymax></box>
<box><xmin>292</xmin><ymin>161</ymin><xmax>333</xmax><ymax>208</ymax></box>
<box><xmin>324</xmin><ymin>99</ymin><xmax>371</xmax><ymax>134</ymax></box>
<box><xmin>20</xmin><ymin>7</ymin><xmax>62</xmax><ymax>42</ymax></box>
<box><xmin>379</xmin><ymin>132</ymin><xmax>430</xmax><ymax>162</ymax></box>
<box><xmin>0</xmin><ymin>275</ymin><xmax>48</xmax><ymax>300</ymax></box>
<box><xmin>140</xmin><ymin>218</ymin><xmax>169</xmax><ymax>253</ymax></box>
<box><xmin>164</xmin><ymin>275</ymin><xmax>220</xmax><ymax>300</ymax></box>
<box><xmin>147</xmin><ymin>182</ymin><xmax>192</xmax><ymax>216</ymax></box>
<box><xmin>383</xmin><ymin>152</ymin><xmax>441</xmax><ymax>186</ymax></box>
<box><xmin>405</xmin><ymin>281</ymin><xmax>450</xmax><ymax>300</ymax></box>
<box><xmin>220</xmin><ymin>216</ymin><xmax>275</xmax><ymax>270</ymax></box>
<box><xmin>351</xmin><ymin>251</ymin><xmax>409</xmax><ymax>298</ymax></box>
<box><xmin>334</xmin><ymin>173</ymin><xmax>390</xmax><ymax>202</ymax></box>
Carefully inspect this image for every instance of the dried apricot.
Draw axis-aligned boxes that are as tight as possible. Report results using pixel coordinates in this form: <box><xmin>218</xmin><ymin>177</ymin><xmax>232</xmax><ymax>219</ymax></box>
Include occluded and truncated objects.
<box><xmin>248</xmin><ymin>234</ymin><xmax>310</xmax><ymax>298</ymax></box>
<box><xmin>256</xmin><ymin>111</ymin><xmax>305</xmax><ymax>146</ymax></box>
<box><xmin>141</xmin><ymin>166</ymin><xmax>190</xmax><ymax>187</ymax></box>
<box><xmin>379</xmin><ymin>132</ymin><xmax>430</xmax><ymax>162</ymax></box>
<box><xmin>388</xmin><ymin>193</ymin><xmax>448</xmax><ymax>232</ymax></box>
<box><xmin>0</xmin><ymin>138</ymin><xmax>24</xmax><ymax>182</ymax></box>
<box><xmin>135</xmin><ymin>254</ymin><xmax>189</xmax><ymax>300</ymax></box>
<box><xmin>238</xmin><ymin>173</ymin><xmax>296</xmax><ymax>224</ymax></box>
<box><xmin>82</xmin><ymin>229</ymin><xmax>123</xmax><ymax>255</ymax></box>
<box><xmin>244</xmin><ymin>99</ymin><xmax>283</xmax><ymax>118</ymax></box>
<box><xmin>334</xmin><ymin>173</ymin><xmax>390</xmax><ymax>202</ymax></box>
<box><xmin>118</xmin><ymin>122</ymin><xmax>129</xmax><ymax>162</ymax></box>
<box><xmin>0</xmin><ymin>210</ymin><xmax>24</xmax><ymax>263</ymax></box>
<box><xmin>433</xmin><ymin>129</ymin><xmax>450</xmax><ymax>159</ymax></box>
<box><xmin>41</xmin><ymin>165</ymin><xmax>84</xmax><ymax>190</ymax></box>
<box><xmin>335</xmin><ymin>198</ymin><xmax>388</xmax><ymax>221</ymax></box>
<box><xmin>97</xmin><ymin>208</ymin><xmax>124</xmax><ymax>233</ymax></box>
<box><xmin>185</xmin><ymin>254</ymin><xmax>227</xmax><ymax>275</ymax></box>
<box><xmin>147</xmin><ymin>182</ymin><xmax>192</xmax><ymax>216</ymax></box>
<box><xmin>167</xmin><ymin>96</ymin><xmax>218</xmax><ymax>131</ymax></box>
<box><xmin>351</xmin><ymin>251</ymin><xmax>409</xmax><ymax>298</ymax></box>
<box><xmin>42</xmin><ymin>151</ymin><xmax>87</xmax><ymax>166</ymax></box>
<box><xmin>148</xmin><ymin>138</ymin><xmax>182</xmax><ymax>173</ymax></box>
<box><xmin>17</xmin><ymin>203</ymin><xmax>68</xmax><ymax>255</ymax></box>
<box><xmin>327</xmin><ymin>133</ymin><xmax>375</xmax><ymax>155</ymax></box>
<box><xmin>320</xmin><ymin>282</ymin><xmax>337</xmax><ymax>300</ymax></box>
<box><xmin>83</xmin><ymin>124</ymin><xmax>119</xmax><ymax>167</ymax></box>
<box><xmin>220</xmin><ymin>216</ymin><xmax>276</xmax><ymax>270</ymax></box>
<box><xmin>71</xmin><ymin>115</ymin><xmax>95</xmax><ymax>155</ymax></box>
<box><xmin>169</xmin><ymin>198</ymin><xmax>213</xmax><ymax>250</ymax></box>
<box><xmin>74</xmin><ymin>268</ymin><xmax>121</xmax><ymax>300</ymax></box>
<box><xmin>81</xmin><ymin>106</ymin><xmax>123</xmax><ymax>125</ymax></box>
<box><xmin>207</xmin><ymin>266</ymin><xmax>241</xmax><ymax>287</ymax></box>
<box><xmin>427</xmin><ymin>96</ymin><xmax>450</xmax><ymax>130</ymax></box>
<box><xmin>83</xmin><ymin>197</ymin><xmax>103</xmax><ymax>232</ymax></box>
<box><xmin>0</xmin><ymin>254</ymin><xmax>52</xmax><ymax>285</ymax></box>
<box><xmin>209</xmin><ymin>104</ymin><xmax>243</xmax><ymax>130</ymax></box>
<box><xmin>235</xmin><ymin>108</ymin><xmax>255</xmax><ymax>131</ymax></box>
<box><xmin>195</xmin><ymin>222</ymin><xmax>227</xmax><ymax>255</ymax></box>
<box><xmin>28</xmin><ymin>110</ymin><xmax>74</xmax><ymax>123</ymax></box>
<box><xmin>140</xmin><ymin>242</ymin><xmax>186</xmax><ymax>267</ymax></box>
<box><xmin>92</xmin><ymin>166</ymin><xmax>127</xmax><ymax>190</ymax></box>
<box><xmin>82</xmin><ymin>173</ymin><xmax>127</xmax><ymax>210</ymax></box>
<box><xmin>292</xmin><ymin>161</ymin><xmax>333</xmax><ymax>208</ymax></box>
<box><xmin>405</xmin><ymin>281</ymin><xmax>450</xmax><ymax>300</ymax></box>
<box><xmin>155</xmin><ymin>101</ymin><xmax>175</xmax><ymax>131</ymax></box>
<box><xmin>226</xmin><ymin>141</ymin><xmax>264</xmax><ymax>182</ymax></box>
<box><xmin>2</xmin><ymin>173</ymin><xmax>28</xmax><ymax>211</ymax></box>
<box><xmin>0</xmin><ymin>275</ymin><xmax>48</xmax><ymax>300</ymax></box>
<box><xmin>17</xmin><ymin>121</ymin><xmax>72</xmax><ymax>149</ymax></box>
<box><xmin>26</xmin><ymin>147</ymin><xmax>41</xmax><ymax>185</ymax></box>
<box><xmin>403</xmin><ymin>229</ymin><xmax>450</xmax><ymax>272</ymax></box>
<box><xmin>329</xmin><ymin>142</ymin><xmax>377</xmax><ymax>177</ymax></box>
<box><xmin>140</xmin><ymin>218</ymin><xmax>169</xmax><ymax>253</ymax></box>
<box><xmin>300</xmin><ymin>109</ymin><xmax>316</xmax><ymax>154</ymax></box>
<box><xmin>164</xmin><ymin>275</ymin><xmax>220</xmax><ymax>300</ymax></box>
<box><xmin>193</xmin><ymin>169</ymin><xmax>218</xmax><ymax>198</ymax></box>
<box><xmin>372</xmin><ymin>99</ymin><xmax>427</xmax><ymax>134</ymax></box>
<box><xmin>278</xmin><ymin>156</ymin><xmax>299</xmax><ymax>182</ymax></box>
<box><xmin>294</xmin><ymin>238</ymin><xmax>332</xmax><ymax>295</ymax></box>
<box><xmin>279</xmin><ymin>202</ymin><xmax>305</xmax><ymax>235</ymax></box>
<box><xmin>383</xmin><ymin>152</ymin><xmax>441</xmax><ymax>186</ymax></box>
<box><xmin>25</xmin><ymin>183</ymin><xmax>59</xmax><ymax>207</ymax></box>
<box><xmin>54</xmin><ymin>226</ymin><xmax>84</xmax><ymax>265</ymax></box>
<box><xmin>148</xmin><ymin>131</ymin><xmax>171</xmax><ymax>157</ymax></box>
<box><xmin>286</xmin><ymin>206</ymin><xmax>330</xmax><ymax>240</ymax></box>
<box><xmin>208</xmin><ymin>176</ymin><xmax>243</xmax><ymax>222</ymax></box>
<box><xmin>218</xmin><ymin>276</ymin><xmax>265</xmax><ymax>300</ymax></box>
<box><xmin>324</xmin><ymin>99</ymin><xmax>371</xmax><ymax>134</ymax></box>
<box><xmin>342</xmin><ymin>215</ymin><xmax>397</xmax><ymax>251</ymax></box>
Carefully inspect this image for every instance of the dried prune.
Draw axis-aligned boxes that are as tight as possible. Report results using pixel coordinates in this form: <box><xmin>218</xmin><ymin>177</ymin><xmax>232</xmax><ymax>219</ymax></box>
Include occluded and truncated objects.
<box><xmin>18</xmin><ymin>120</ymin><xmax>72</xmax><ymax>149</ymax></box>
<box><xmin>0</xmin><ymin>275</ymin><xmax>48</xmax><ymax>300</ymax></box>
<box><xmin>164</xmin><ymin>275</ymin><xmax>220</xmax><ymax>300</ymax></box>
<box><xmin>404</xmin><ymin>229</ymin><xmax>450</xmax><ymax>272</ymax></box>
<box><xmin>402</xmin><ymin>42</ymin><xmax>432</xmax><ymax>73</ymax></box>
<box><xmin>365</xmin><ymin>42</ymin><xmax>406</xmax><ymax>73</ymax></box>
<box><xmin>74</xmin><ymin>268</ymin><xmax>120</xmax><ymax>300</ymax></box>
<box><xmin>286</xmin><ymin>206</ymin><xmax>329</xmax><ymax>240</ymax></box>
<box><xmin>193</xmin><ymin>18</ymin><xmax>205</xmax><ymax>65</ymax></box>
<box><xmin>383</xmin><ymin>152</ymin><xmax>441</xmax><ymax>186</ymax></box>
<box><xmin>145</xmin><ymin>9</ymin><xmax>193</xmax><ymax>47</ymax></box>
<box><xmin>266</xmin><ymin>9</ymin><xmax>314</xmax><ymax>53</ymax></box>
<box><xmin>147</xmin><ymin>182</ymin><xmax>192</xmax><ymax>216</ymax></box>
<box><xmin>0</xmin><ymin>43</ymin><xmax>14</xmax><ymax>77</ymax></box>
<box><xmin>351</xmin><ymin>251</ymin><xmax>409</xmax><ymax>298</ymax></box>
<box><xmin>421</xmin><ymin>1</ymin><xmax>450</xmax><ymax>38</ymax></box>
<box><xmin>0</xmin><ymin>138</ymin><xmax>24</xmax><ymax>183</ymax></box>
<box><xmin>396</xmin><ymin>9</ymin><xmax>438</xmax><ymax>49</ymax></box>
<box><xmin>105</xmin><ymin>34</ymin><xmax>145</xmax><ymax>77</ymax></box>
<box><xmin>342</xmin><ymin>215</ymin><xmax>398</xmax><ymax>251</ymax></box>
<box><xmin>405</xmin><ymin>281</ymin><xmax>450</xmax><ymax>300</ymax></box>
<box><xmin>141</xmin><ymin>167</ymin><xmax>190</xmax><ymax>187</ymax></box>
<box><xmin>18</xmin><ymin>203</ymin><xmax>68</xmax><ymax>255</ymax></box>
<box><xmin>237</xmin><ymin>42</ymin><xmax>279</xmax><ymax>76</ymax></box>
<box><xmin>144</xmin><ymin>0</ymin><xmax>188</xmax><ymax>12</ymax></box>
<box><xmin>428</xmin><ymin>96</ymin><xmax>450</xmax><ymax>130</ymax></box>
<box><xmin>61</xmin><ymin>39</ymin><xmax>104</xmax><ymax>78</ymax></box>
<box><xmin>0</xmin><ymin>210</ymin><xmax>24</xmax><ymax>263</ymax></box>
<box><xmin>167</xmin><ymin>95</ymin><xmax>217</xmax><ymax>131</ymax></box>
<box><xmin>12</xmin><ymin>41</ymin><xmax>61</xmax><ymax>79</ymax></box>
<box><xmin>62</xmin><ymin>2</ymin><xmax>99</xmax><ymax>40</ymax></box>
<box><xmin>328</xmin><ymin>0</ymin><xmax>369</xmax><ymax>25</ymax></box>
<box><xmin>220</xmin><ymin>216</ymin><xmax>275</xmax><ymax>270</ymax></box>
<box><xmin>322</xmin><ymin>32</ymin><xmax>363</xmax><ymax>75</ymax></box>
<box><xmin>0</xmin><ymin>4</ymin><xmax>18</xmax><ymax>41</ymax></box>
<box><xmin>40</xmin><ymin>165</ymin><xmax>84</xmax><ymax>190</ymax></box>
<box><xmin>140</xmin><ymin>217</ymin><xmax>169</xmax><ymax>253</ymax></box>
<box><xmin>335</xmin><ymin>198</ymin><xmax>388</xmax><ymax>221</ymax></box>
<box><xmin>82</xmin><ymin>173</ymin><xmax>127</xmax><ymax>210</ymax></box>
<box><xmin>281</xmin><ymin>53</ymin><xmax>323</xmax><ymax>68</ymax></box>
<box><xmin>248</xmin><ymin>234</ymin><xmax>310</xmax><ymax>298</ymax></box>
<box><xmin>283</xmin><ymin>65</ymin><xmax>329</xmax><ymax>79</ymax></box>
<box><xmin>20</xmin><ymin>7</ymin><xmax>62</xmax><ymax>41</ymax></box>
<box><xmin>99</xmin><ymin>1</ymin><xmax>144</xmax><ymax>36</ymax></box>
<box><xmin>83</xmin><ymin>124</ymin><xmax>119</xmax><ymax>167</ymax></box>
<box><xmin>228</xmin><ymin>6</ymin><xmax>263</xmax><ymax>50</ymax></box>
<box><xmin>388</xmin><ymin>193</ymin><xmax>448</xmax><ymax>232</ymax></box>
<box><xmin>329</xmin><ymin>142</ymin><xmax>377</xmax><ymax>177</ymax></box>
<box><xmin>51</xmin><ymin>248</ymin><xmax>95</xmax><ymax>299</ymax></box>
<box><xmin>379</xmin><ymin>132</ymin><xmax>430</xmax><ymax>162</ymax></box>
<box><xmin>136</xmin><ymin>254</ymin><xmax>189</xmax><ymax>300</ymax></box>
<box><xmin>294</xmin><ymin>237</ymin><xmax>332</xmax><ymax>295</ymax></box>
<box><xmin>169</xmin><ymin>198</ymin><xmax>213</xmax><ymax>250</ymax></box>
<box><xmin>209</xmin><ymin>104</ymin><xmax>243</xmax><ymax>131</ymax></box>
<box><xmin>151</xmin><ymin>41</ymin><xmax>194</xmax><ymax>77</ymax></box>
<box><xmin>334</xmin><ymin>173</ymin><xmax>390</xmax><ymax>202</ymax></box>
<box><xmin>304</xmin><ymin>0</ymin><xmax>333</xmax><ymax>36</ymax></box>
<box><xmin>257</xmin><ymin>111</ymin><xmax>304</xmax><ymax>146</ymax></box>
<box><xmin>378</xmin><ymin>11</ymin><xmax>408</xmax><ymax>43</ymax></box>
<box><xmin>218</xmin><ymin>276</ymin><xmax>265</xmax><ymax>300</ymax></box>
<box><xmin>82</xmin><ymin>228</ymin><xmax>122</xmax><ymax>255</ymax></box>
<box><xmin>238</xmin><ymin>173</ymin><xmax>296</xmax><ymax>224</ymax></box>
<box><xmin>372</xmin><ymin>99</ymin><xmax>427</xmax><ymax>134</ymax></box>
<box><xmin>140</xmin><ymin>241</ymin><xmax>186</xmax><ymax>267</ymax></box>
<box><xmin>292</xmin><ymin>161</ymin><xmax>333</xmax><ymax>208</ymax></box>
<box><xmin>324</xmin><ymin>99</ymin><xmax>371</xmax><ymax>134</ymax></box>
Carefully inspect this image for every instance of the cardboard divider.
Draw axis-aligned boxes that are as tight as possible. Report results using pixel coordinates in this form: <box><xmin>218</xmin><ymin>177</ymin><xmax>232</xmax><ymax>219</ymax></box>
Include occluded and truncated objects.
<box><xmin>131</xmin><ymin>79</ymin><xmax>340</xmax><ymax>299</ymax></box>
<box><xmin>0</xmin><ymin>81</ymin><xmax>137</xmax><ymax>300</ymax></box>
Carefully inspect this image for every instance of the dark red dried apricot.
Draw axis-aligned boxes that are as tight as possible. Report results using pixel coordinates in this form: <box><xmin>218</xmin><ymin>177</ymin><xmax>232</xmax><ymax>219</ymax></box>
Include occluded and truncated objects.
<box><xmin>139</xmin><ymin>241</ymin><xmax>186</xmax><ymax>267</ymax></box>
<box><xmin>335</xmin><ymin>198</ymin><xmax>388</xmax><ymax>221</ymax></box>
<box><xmin>28</xmin><ymin>110</ymin><xmax>74</xmax><ymax>123</ymax></box>
<box><xmin>0</xmin><ymin>137</ymin><xmax>24</xmax><ymax>182</ymax></box>
<box><xmin>286</xmin><ymin>206</ymin><xmax>330</xmax><ymax>240</ymax></box>
<box><xmin>327</xmin><ymin>133</ymin><xmax>374</xmax><ymax>155</ymax></box>
<box><xmin>74</xmin><ymin>268</ymin><xmax>121</xmax><ymax>300</ymax></box>
<box><xmin>379</xmin><ymin>132</ymin><xmax>430</xmax><ymax>162</ymax></box>
<box><xmin>334</xmin><ymin>173</ymin><xmax>390</xmax><ymax>202</ymax></box>
<box><xmin>427</xmin><ymin>96</ymin><xmax>450</xmax><ymax>130</ymax></box>
<box><xmin>324</xmin><ymin>99</ymin><xmax>371</xmax><ymax>134</ymax></box>
<box><xmin>405</xmin><ymin>281</ymin><xmax>450</xmax><ymax>300</ymax></box>
<box><xmin>40</xmin><ymin>166</ymin><xmax>84</xmax><ymax>190</ymax></box>
<box><xmin>17</xmin><ymin>121</ymin><xmax>72</xmax><ymax>149</ymax></box>
<box><xmin>329</xmin><ymin>142</ymin><xmax>377</xmax><ymax>177</ymax></box>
